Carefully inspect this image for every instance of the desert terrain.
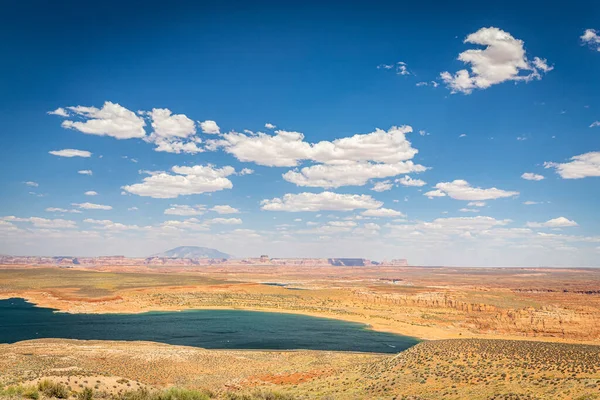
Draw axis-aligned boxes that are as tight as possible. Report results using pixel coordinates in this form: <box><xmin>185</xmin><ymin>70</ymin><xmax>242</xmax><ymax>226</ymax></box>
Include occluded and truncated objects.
<box><xmin>1</xmin><ymin>264</ymin><xmax>600</xmax><ymax>399</ymax></box>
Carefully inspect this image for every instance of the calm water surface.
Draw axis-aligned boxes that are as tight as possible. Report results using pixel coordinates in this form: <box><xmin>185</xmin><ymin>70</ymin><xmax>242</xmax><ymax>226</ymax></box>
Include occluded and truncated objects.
<box><xmin>0</xmin><ymin>298</ymin><xmax>418</xmax><ymax>353</ymax></box>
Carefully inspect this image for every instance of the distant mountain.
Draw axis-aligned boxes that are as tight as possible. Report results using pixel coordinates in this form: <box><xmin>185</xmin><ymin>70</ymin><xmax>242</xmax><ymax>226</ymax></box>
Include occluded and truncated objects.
<box><xmin>152</xmin><ymin>246</ymin><xmax>231</xmax><ymax>259</ymax></box>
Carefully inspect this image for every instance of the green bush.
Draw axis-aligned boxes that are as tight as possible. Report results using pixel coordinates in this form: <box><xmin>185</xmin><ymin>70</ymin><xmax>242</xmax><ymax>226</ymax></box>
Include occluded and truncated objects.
<box><xmin>37</xmin><ymin>379</ymin><xmax>70</xmax><ymax>399</ymax></box>
<box><xmin>78</xmin><ymin>387</ymin><xmax>94</xmax><ymax>400</ymax></box>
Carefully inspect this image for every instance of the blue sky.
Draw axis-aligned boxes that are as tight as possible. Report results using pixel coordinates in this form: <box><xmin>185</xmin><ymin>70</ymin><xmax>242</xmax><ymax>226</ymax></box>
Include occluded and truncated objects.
<box><xmin>1</xmin><ymin>0</ymin><xmax>600</xmax><ymax>266</ymax></box>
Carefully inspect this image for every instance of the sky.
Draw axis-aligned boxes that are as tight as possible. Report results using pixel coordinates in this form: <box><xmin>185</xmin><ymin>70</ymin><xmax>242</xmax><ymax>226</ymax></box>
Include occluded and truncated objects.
<box><xmin>1</xmin><ymin>0</ymin><xmax>600</xmax><ymax>266</ymax></box>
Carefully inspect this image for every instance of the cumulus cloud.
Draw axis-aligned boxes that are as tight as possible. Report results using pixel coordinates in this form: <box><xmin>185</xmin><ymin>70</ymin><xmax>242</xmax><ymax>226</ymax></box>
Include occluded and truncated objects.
<box><xmin>84</xmin><ymin>191</ymin><xmax>98</xmax><ymax>196</ymax></box>
<box><xmin>441</xmin><ymin>27</ymin><xmax>551</xmax><ymax>94</ymax></box>
<box><xmin>78</xmin><ymin>170</ymin><xmax>93</xmax><ymax>176</ymax></box>
<box><xmin>49</xmin><ymin>149</ymin><xmax>91</xmax><ymax>158</ymax></box>
<box><xmin>581</xmin><ymin>29</ymin><xmax>600</xmax><ymax>51</ymax></box>
<box><xmin>72</xmin><ymin>202</ymin><xmax>113</xmax><ymax>210</ymax></box>
<box><xmin>523</xmin><ymin>201</ymin><xmax>542</xmax><ymax>205</ymax></box>
<box><xmin>24</xmin><ymin>181</ymin><xmax>38</xmax><ymax>187</ymax></box>
<box><xmin>261</xmin><ymin>192</ymin><xmax>382</xmax><ymax>212</ymax></box>
<box><xmin>361</xmin><ymin>208</ymin><xmax>405</xmax><ymax>217</ymax></box>
<box><xmin>527</xmin><ymin>217</ymin><xmax>578</xmax><ymax>228</ymax></box>
<box><xmin>396</xmin><ymin>175</ymin><xmax>426</xmax><ymax>187</ymax></box>
<box><xmin>265</xmin><ymin>123</ymin><xmax>276</xmax><ymax>129</ymax></box>
<box><xmin>521</xmin><ymin>172</ymin><xmax>544</xmax><ymax>181</ymax></box>
<box><xmin>62</xmin><ymin>102</ymin><xmax>146</xmax><ymax>139</ymax></box>
<box><xmin>210</xmin><ymin>205</ymin><xmax>240</xmax><ymax>214</ymax></box>
<box><xmin>145</xmin><ymin>109</ymin><xmax>204</xmax><ymax>154</ymax></box>
<box><xmin>122</xmin><ymin>165</ymin><xmax>235</xmax><ymax>199</ymax></box>
<box><xmin>208</xmin><ymin>130</ymin><xmax>312</xmax><ymax>167</ymax></box>
<box><xmin>425</xmin><ymin>180</ymin><xmax>519</xmax><ymax>201</ymax></box>
<box><xmin>590</xmin><ymin>121</ymin><xmax>600</xmax><ymax>128</ymax></box>
<box><xmin>152</xmin><ymin>139</ymin><xmax>203</xmax><ymax>154</ymax></box>
<box><xmin>209</xmin><ymin>125</ymin><xmax>420</xmax><ymax>168</ymax></box>
<box><xmin>3</xmin><ymin>216</ymin><xmax>77</xmax><ymax>229</ymax></box>
<box><xmin>284</xmin><ymin>161</ymin><xmax>426</xmax><ymax>188</ymax></box>
<box><xmin>239</xmin><ymin>168</ymin><xmax>254</xmax><ymax>175</ymax></box>
<box><xmin>544</xmin><ymin>152</ymin><xmax>600</xmax><ymax>179</ymax></box>
<box><xmin>47</xmin><ymin>107</ymin><xmax>69</xmax><ymax>117</ymax></box>
<box><xmin>371</xmin><ymin>180</ymin><xmax>393</xmax><ymax>192</ymax></box>
<box><xmin>164</xmin><ymin>204</ymin><xmax>206</xmax><ymax>216</ymax></box>
<box><xmin>149</xmin><ymin>108</ymin><xmax>196</xmax><ymax>139</ymax></box>
<box><xmin>200</xmin><ymin>120</ymin><xmax>220</xmax><ymax>134</ymax></box>
<box><xmin>424</xmin><ymin>189</ymin><xmax>447</xmax><ymax>199</ymax></box>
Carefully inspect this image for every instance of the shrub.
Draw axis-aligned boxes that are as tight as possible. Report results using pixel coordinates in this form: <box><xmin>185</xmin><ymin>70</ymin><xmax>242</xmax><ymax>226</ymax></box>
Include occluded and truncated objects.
<box><xmin>78</xmin><ymin>387</ymin><xmax>94</xmax><ymax>400</ymax></box>
<box><xmin>37</xmin><ymin>379</ymin><xmax>70</xmax><ymax>399</ymax></box>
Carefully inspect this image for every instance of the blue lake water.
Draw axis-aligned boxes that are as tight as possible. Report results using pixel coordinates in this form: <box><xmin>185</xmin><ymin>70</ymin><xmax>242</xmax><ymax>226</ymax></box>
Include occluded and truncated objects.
<box><xmin>0</xmin><ymin>298</ymin><xmax>419</xmax><ymax>353</ymax></box>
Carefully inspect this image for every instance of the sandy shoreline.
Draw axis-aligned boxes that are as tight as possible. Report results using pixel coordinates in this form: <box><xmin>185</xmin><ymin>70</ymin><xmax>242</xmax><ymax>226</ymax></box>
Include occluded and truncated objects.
<box><xmin>3</xmin><ymin>290</ymin><xmax>597</xmax><ymax>345</ymax></box>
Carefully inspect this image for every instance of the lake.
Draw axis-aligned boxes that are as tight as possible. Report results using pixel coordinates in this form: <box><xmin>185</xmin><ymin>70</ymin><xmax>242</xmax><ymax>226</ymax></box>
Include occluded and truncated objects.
<box><xmin>0</xmin><ymin>298</ymin><xmax>418</xmax><ymax>353</ymax></box>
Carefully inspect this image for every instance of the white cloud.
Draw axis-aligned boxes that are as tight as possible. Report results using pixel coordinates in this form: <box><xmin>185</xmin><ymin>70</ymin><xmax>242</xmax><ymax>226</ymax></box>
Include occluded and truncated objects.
<box><xmin>209</xmin><ymin>130</ymin><xmax>311</xmax><ymax>167</ymax></box>
<box><xmin>122</xmin><ymin>165</ymin><xmax>235</xmax><ymax>199</ymax></box>
<box><xmin>200</xmin><ymin>120</ymin><xmax>220</xmax><ymax>134</ymax></box>
<box><xmin>72</xmin><ymin>202</ymin><xmax>113</xmax><ymax>210</ymax></box>
<box><xmin>310</xmin><ymin>126</ymin><xmax>418</xmax><ymax>165</ymax></box>
<box><xmin>459</xmin><ymin>134</ymin><xmax>467</xmax><ymax>138</ymax></box>
<box><xmin>239</xmin><ymin>168</ymin><xmax>254</xmax><ymax>175</ymax></box>
<box><xmin>521</xmin><ymin>172</ymin><xmax>544</xmax><ymax>181</ymax></box>
<box><xmin>467</xmin><ymin>201</ymin><xmax>486</xmax><ymax>207</ymax></box>
<box><xmin>62</xmin><ymin>102</ymin><xmax>146</xmax><ymax>139</ymax></box>
<box><xmin>24</xmin><ymin>181</ymin><xmax>38</xmax><ymax>187</ymax></box>
<box><xmin>265</xmin><ymin>123</ymin><xmax>276</xmax><ymax>129</ymax></box>
<box><xmin>527</xmin><ymin>217</ymin><xmax>578</xmax><ymax>228</ymax></box>
<box><xmin>590</xmin><ymin>121</ymin><xmax>600</xmax><ymax>128</ymax></box>
<box><xmin>45</xmin><ymin>207</ymin><xmax>82</xmax><ymax>214</ymax></box>
<box><xmin>127</xmin><ymin>207</ymin><xmax>138</xmax><ymax>211</ymax></box>
<box><xmin>164</xmin><ymin>204</ymin><xmax>206</xmax><ymax>216</ymax></box>
<box><xmin>144</xmin><ymin>109</ymin><xmax>203</xmax><ymax>154</ymax></box>
<box><xmin>523</xmin><ymin>201</ymin><xmax>542</xmax><ymax>205</ymax></box>
<box><xmin>532</xmin><ymin>57</ymin><xmax>554</xmax><ymax>73</ymax></box>
<box><xmin>261</xmin><ymin>191</ymin><xmax>382</xmax><ymax>212</ymax></box>
<box><xmin>371</xmin><ymin>180</ymin><xmax>393</xmax><ymax>192</ymax></box>
<box><xmin>152</xmin><ymin>139</ymin><xmax>203</xmax><ymax>154</ymax></box>
<box><xmin>581</xmin><ymin>29</ymin><xmax>600</xmax><ymax>51</ymax></box>
<box><xmin>361</xmin><ymin>208</ymin><xmax>405</xmax><ymax>217</ymax></box>
<box><xmin>460</xmin><ymin>208</ymin><xmax>480</xmax><ymax>213</ymax></box>
<box><xmin>84</xmin><ymin>219</ymin><xmax>139</xmax><ymax>231</ymax></box>
<box><xmin>210</xmin><ymin>205</ymin><xmax>240</xmax><ymax>214</ymax></box>
<box><xmin>544</xmin><ymin>152</ymin><xmax>600</xmax><ymax>179</ymax></box>
<box><xmin>84</xmin><ymin>191</ymin><xmax>98</xmax><ymax>196</ymax></box>
<box><xmin>396</xmin><ymin>175</ymin><xmax>426</xmax><ymax>187</ymax></box>
<box><xmin>396</xmin><ymin>62</ymin><xmax>410</xmax><ymax>75</ymax></box>
<box><xmin>149</xmin><ymin>108</ymin><xmax>196</xmax><ymax>139</ymax></box>
<box><xmin>3</xmin><ymin>216</ymin><xmax>77</xmax><ymax>229</ymax></box>
<box><xmin>160</xmin><ymin>218</ymin><xmax>209</xmax><ymax>231</ymax></box>
<box><xmin>424</xmin><ymin>189</ymin><xmax>447</xmax><ymax>199</ymax></box>
<box><xmin>379</xmin><ymin>61</ymin><xmax>410</xmax><ymax>75</ymax></box>
<box><xmin>78</xmin><ymin>170</ymin><xmax>93</xmax><ymax>176</ymax></box>
<box><xmin>207</xmin><ymin>217</ymin><xmax>242</xmax><ymax>225</ymax></box>
<box><xmin>283</xmin><ymin>161</ymin><xmax>427</xmax><ymax>188</ymax></box>
<box><xmin>441</xmin><ymin>27</ymin><xmax>551</xmax><ymax>94</ymax></box>
<box><xmin>49</xmin><ymin>149</ymin><xmax>91</xmax><ymax>158</ymax></box>
<box><xmin>426</xmin><ymin>180</ymin><xmax>519</xmax><ymax>201</ymax></box>
<box><xmin>416</xmin><ymin>81</ymin><xmax>439</xmax><ymax>87</ymax></box>
<box><xmin>47</xmin><ymin>107</ymin><xmax>69</xmax><ymax>117</ymax></box>
<box><xmin>210</xmin><ymin>125</ymin><xmax>420</xmax><ymax>167</ymax></box>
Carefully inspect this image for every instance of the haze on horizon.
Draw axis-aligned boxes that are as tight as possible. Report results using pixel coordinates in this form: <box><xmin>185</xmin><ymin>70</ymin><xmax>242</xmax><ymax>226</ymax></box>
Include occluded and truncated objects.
<box><xmin>1</xmin><ymin>0</ymin><xmax>600</xmax><ymax>267</ymax></box>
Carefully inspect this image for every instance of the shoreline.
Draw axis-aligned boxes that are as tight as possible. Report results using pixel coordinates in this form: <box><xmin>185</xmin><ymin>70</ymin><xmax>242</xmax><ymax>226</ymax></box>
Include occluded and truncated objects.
<box><xmin>3</xmin><ymin>292</ymin><xmax>598</xmax><ymax>346</ymax></box>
